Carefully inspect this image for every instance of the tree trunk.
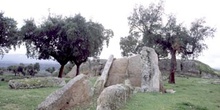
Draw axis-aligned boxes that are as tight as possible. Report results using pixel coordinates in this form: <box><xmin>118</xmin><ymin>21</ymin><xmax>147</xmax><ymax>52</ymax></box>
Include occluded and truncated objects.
<box><xmin>58</xmin><ymin>65</ymin><xmax>65</xmax><ymax>78</ymax></box>
<box><xmin>169</xmin><ymin>50</ymin><xmax>177</xmax><ymax>84</ymax></box>
<box><xmin>76</xmin><ymin>64</ymin><xmax>80</xmax><ymax>76</ymax></box>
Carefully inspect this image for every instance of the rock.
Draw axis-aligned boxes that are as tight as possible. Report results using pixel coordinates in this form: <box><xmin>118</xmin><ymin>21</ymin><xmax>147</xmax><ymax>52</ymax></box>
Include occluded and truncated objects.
<box><xmin>94</xmin><ymin>55</ymin><xmax>114</xmax><ymax>95</ymax></box>
<box><xmin>124</xmin><ymin>79</ymin><xmax>133</xmax><ymax>90</ymax></box>
<box><xmin>8</xmin><ymin>77</ymin><xmax>66</xmax><ymax>89</ymax></box>
<box><xmin>37</xmin><ymin>74</ymin><xmax>93</xmax><ymax>110</ymax></box>
<box><xmin>127</xmin><ymin>55</ymin><xmax>142</xmax><ymax>87</ymax></box>
<box><xmin>105</xmin><ymin>57</ymin><xmax>129</xmax><ymax>87</ymax></box>
<box><xmin>35</xmin><ymin>71</ymin><xmax>52</xmax><ymax>77</ymax></box>
<box><xmin>96</xmin><ymin>84</ymin><xmax>132</xmax><ymax>110</ymax></box>
<box><xmin>165</xmin><ymin>89</ymin><xmax>176</xmax><ymax>94</ymax></box>
<box><xmin>66</xmin><ymin>59</ymin><xmax>107</xmax><ymax>78</ymax></box>
<box><xmin>133</xmin><ymin>87</ymin><xmax>141</xmax><ymax>94</ymax></box>
<box><xmin>140</xmin><ymin>47</ymin><xmax>161</xmax><ymax>92</ymax></box>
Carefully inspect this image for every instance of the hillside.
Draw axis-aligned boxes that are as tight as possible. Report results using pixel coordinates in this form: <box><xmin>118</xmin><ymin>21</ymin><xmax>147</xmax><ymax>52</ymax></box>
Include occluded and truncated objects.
<box><xmin>159</xmin><ymin>59</ymin><xmax>220</xmax><ymax>78</ymax></box>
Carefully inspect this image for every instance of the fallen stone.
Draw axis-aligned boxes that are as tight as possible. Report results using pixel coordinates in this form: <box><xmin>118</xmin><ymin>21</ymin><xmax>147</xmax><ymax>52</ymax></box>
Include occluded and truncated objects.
<box><xmin>37</xmin><ymin>74</ymin><xmax>93</xmax><ymax>110</ymax></box>
<box><xmin>8</xmin><ymin>77</ymin><xmax>66</xmax><ymax>89</ymax></box>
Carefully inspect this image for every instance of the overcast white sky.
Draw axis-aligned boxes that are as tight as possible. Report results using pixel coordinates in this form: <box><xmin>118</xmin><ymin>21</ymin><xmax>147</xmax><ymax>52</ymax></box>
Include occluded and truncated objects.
<box><xmin>0</xmin><ymin>0</ymin><xmax>219</xmax><ymax>68</ymax></box>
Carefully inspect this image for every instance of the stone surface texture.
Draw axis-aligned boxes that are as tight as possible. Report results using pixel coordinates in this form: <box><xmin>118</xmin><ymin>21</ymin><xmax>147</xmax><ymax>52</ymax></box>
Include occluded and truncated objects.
<box><xmin>96</xmin><ymin>84</ymin><xmax>132</xmax><ymax>110</ymax></box>
<box><xmin>37</xmin><ymin>74</ymin><xmax>93</xmax><ymax>110</ymax></box>
<box><xmin>66</xmin><ymin>59</ymin><xmax>107</xmax><ymax>78</ymax></box>
<box><xmin>94</xmin><ymin>55</ymin><xmax>114</xmax><ymax>95</ymax></box>
<box><xmin>8</xmin><ymin>77</ymin><xmax>65</xmax><ymax>89</ymax></box>
<box><xmin>105</xmin><ymin>57</ymin><xmax>129</xmax><ymax>87</ymax></box>
<box><xmin>140</xmin><ymin>46</ymin><xmax>161</xmax><ymax>92</ymax></box>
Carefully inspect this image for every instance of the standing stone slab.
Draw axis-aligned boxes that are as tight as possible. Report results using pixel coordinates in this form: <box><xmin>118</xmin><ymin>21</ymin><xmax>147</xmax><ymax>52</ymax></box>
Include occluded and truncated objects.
<box><xmin>37</xmin><ymin>74</ymin><xmax>93</xmax><ymax>110</ymax></box>
<box><xmin>94</xmin><ymin>55</ymin><xmax>114</xmax><ymax>95</ymax></box>
<box><xmin>105</xmin><ymin>57</ymin><xmax>129</xmax><ymax>87</ymax></box>
<box><xmin>127</xmin><ymin>55</ymin><xmax>142</xmax><ymax>87</ymax></box>
<box><xmin>140</xmin><ymin>47</ymin><xmax>161</xmax><ymax>92</ymax></box>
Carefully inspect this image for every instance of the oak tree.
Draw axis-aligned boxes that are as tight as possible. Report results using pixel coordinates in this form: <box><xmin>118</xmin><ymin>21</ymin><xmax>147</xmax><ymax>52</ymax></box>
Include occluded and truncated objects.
<box><xmin>120</xmin><ymin>1</ymin><xmax>215</xmax><ymax>83</ymax></box>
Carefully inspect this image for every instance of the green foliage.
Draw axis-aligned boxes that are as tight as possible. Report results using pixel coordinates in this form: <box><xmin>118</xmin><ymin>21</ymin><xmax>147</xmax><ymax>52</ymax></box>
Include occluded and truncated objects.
<box><xmin>34</xmin><ymin>63</ymin><xmax>40</xmax><ymax>71</ymax></box>
<box><xmin>121</xmin><ymin>1</ymin><xmax>215</xmax><ymax>83</ymax></box>
<box><xmin>21</xmin><ymin>14</ymin><xmax>113</xmax><ymax>77</ymax></box>
<box><xmin>121</xmin><ymin>77</ymin><xmax>220</xmax><ymax>110</ymax></box>
<box><xmin>0</xmin><ymin>12</ymin><xmax>19</xmax><ymax>57</ymax></box>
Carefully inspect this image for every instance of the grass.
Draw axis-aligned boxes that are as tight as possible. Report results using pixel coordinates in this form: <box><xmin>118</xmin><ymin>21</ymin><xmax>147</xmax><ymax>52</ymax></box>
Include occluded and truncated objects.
<box><xmin>121</xmin><ymin>77</ymin><xmax>220</xmax><ymax>110</ymax></box>
<box><xmin>0</xmin><ymin>75</ymin><xmax>98</xmax><ymax>110</ymax></box>
<box><xmin>0</xmin><ymin>81</ymin><xmax>60</xmax><ymax>110</ymax></box>
<box><xmin>1</xmin><ymin>75</ymin><xmax>220</xmax><ymax>110</ymax></box>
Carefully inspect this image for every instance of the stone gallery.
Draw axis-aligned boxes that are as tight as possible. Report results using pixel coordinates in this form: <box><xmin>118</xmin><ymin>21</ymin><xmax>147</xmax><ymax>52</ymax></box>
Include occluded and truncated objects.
<box><xmin>38</xmin><ymin>46</ymin><xmax>163</xmax><ymax>110</ymax></box>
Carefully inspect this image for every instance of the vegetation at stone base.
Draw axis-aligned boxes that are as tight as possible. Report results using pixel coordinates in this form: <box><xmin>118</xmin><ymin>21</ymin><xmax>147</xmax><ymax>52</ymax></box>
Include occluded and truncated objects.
<box><xmin>120</xmin><ymin>1</ymin><xmax>216</xmax><ymax>84</ymax></box>
<box><xmin>121</xmin><ymin>77</ymin><xmax>220</xmax><ymax>110</ymax></box>
<box><xmin>0</xmin><ymin>81</ymin><xmax>60</xmax><ymax>110</ymax></box>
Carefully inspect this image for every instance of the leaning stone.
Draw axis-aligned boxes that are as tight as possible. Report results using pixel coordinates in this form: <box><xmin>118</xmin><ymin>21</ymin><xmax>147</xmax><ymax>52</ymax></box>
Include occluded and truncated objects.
<box><xmin>96</xmin><ymin>84</ymin><xmax>132</xmax><ymax>110</ymax></box>
<box><xmin>37</xmin><ymin>74</ymin><xmax>93</xmax><ymax>110</ymax></box>
<box><xmin>94</xmin><ymin>55</ymin><xmax>114</xmax><ymax>95</ymax></box>
<box><xmin>105</xmin><ymin>57</ymin><xmax>129</xmax><ymax>87</ymax></box>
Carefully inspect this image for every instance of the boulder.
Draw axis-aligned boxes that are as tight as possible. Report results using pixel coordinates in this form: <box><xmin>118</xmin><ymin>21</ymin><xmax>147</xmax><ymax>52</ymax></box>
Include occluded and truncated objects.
<box><xmin>37</xmin><ymin>74</ymin><xmax>93</xmax><ymax>110</ymax></box>
<box><xmin>8</xmin><ymin>77</ymin><xmax>65</xmax><ymax>89</ymax></box>
<box><xmin>94</xmin><ymin>55</ymin><xmax>114</xmax><ymax>95</ymax></box>
<box><xmin>105</xmin><ymin>57</ymin><xmax>129</xmax><ymax>87</ymax></box>
<box><xmin>96</xmin><ymin>84</ymin><xmax>132</xmax><ymax>110</ymax></box>
<box><xmin>66</xmin><ymin>59</ymin><xmax>107</xmax><ymax>78</ymax></box>
<box><xmin>140</xmin><ymin>47</ymin><xmax>161</xmax><ymax>92</ymax></box>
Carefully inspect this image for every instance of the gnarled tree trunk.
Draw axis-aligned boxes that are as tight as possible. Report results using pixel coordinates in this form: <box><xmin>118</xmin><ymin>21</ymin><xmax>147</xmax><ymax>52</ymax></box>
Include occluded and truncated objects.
<box><xmin>169</xmin><ymin>50</ymin><xmax>177</xmax><ymax>84</ymax></box>
<box><xmin>58</xmin><ymin>65</ymin><xmax>65</xmax><ymax>78</ymax></box>
<box><xmin>76</xmin><ymin>64</ymin><xmax>80</xmax><ymax>76</ymax></box>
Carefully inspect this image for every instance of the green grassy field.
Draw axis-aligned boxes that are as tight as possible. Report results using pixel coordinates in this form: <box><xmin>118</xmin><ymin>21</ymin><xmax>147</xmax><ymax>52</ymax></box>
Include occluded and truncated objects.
<box><xmin>121</xmin><ymin>77</ymin><xmax>220</xmax><ymax>110</ymax></box>
<box><xmin>0</xmin><ymin>76</ymin><xmax>220</xmax><ymax>110</ymax></box>
<box><xmin>0</xmin><ymin>81</ymin><xmax>60</xmax><ymax>110</ymax></box>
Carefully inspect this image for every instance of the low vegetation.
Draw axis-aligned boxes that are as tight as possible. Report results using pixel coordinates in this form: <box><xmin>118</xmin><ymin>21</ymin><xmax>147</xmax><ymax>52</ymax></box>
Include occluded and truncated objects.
<box><xmin>121</xmin><ymin>77</ymin><xmax>220</xmax><ymax>110</ymax></box>
<box><xmin>0</xmin><ymin>75</ymin><xmax>219</xmax><ymax>110</ymax></box>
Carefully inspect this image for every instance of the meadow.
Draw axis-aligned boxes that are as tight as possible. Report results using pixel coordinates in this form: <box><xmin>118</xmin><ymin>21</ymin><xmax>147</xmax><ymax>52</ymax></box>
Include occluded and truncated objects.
<box><xmin>0</xmin><ymin>75</ymin><xmax>220</xmax><ymax>110</ymax></box>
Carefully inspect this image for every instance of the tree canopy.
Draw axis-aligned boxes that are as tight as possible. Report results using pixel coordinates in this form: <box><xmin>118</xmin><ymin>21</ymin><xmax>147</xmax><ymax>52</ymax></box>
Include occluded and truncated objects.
<box><xmin>21</xmin><ymin>14</ymin><xmax>113</xmax><ymax>78</ymax></box>
<box><xmin>120</xmin><ymin>1</ymin><xmax>216</xmax><ymax>83</ymax></box>
<box><xmin>0</xmin><ymin>12</ymin><xmax>19</xmax><ymax>56</ymax></box>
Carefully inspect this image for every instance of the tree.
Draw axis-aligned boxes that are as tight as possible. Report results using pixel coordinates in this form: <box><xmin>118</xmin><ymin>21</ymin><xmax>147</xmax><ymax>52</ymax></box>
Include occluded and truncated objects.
<box><xmin>120</xmin><ymin>1</ymin><xmax>215</xmax><ymax>83</ymax></box>
<box><xmin>21</xmin><ymin>14</ymin><xmax>113</xmax><ymax>78</ymax></box>
<box><xmin>0</xmin><ymin>12</ymin><xmax>19</xmax><ymax>57</ymax></box>
<box><xmin>34</xmin><ymin>63</ymin><xmax>40</xmax><ymax>71</ymax></box>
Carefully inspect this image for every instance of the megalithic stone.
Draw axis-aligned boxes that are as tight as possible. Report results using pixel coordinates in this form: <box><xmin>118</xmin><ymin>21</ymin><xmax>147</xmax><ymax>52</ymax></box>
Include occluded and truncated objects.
<box><xmin>94</xmin><ymin>55</ymin><xmax>114</xmax><ymax>95</ymax></box>
<box><xmin>140</xmin><ymin>46</ymin><xmax>161</xmax><ymax>92</ymax></box>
